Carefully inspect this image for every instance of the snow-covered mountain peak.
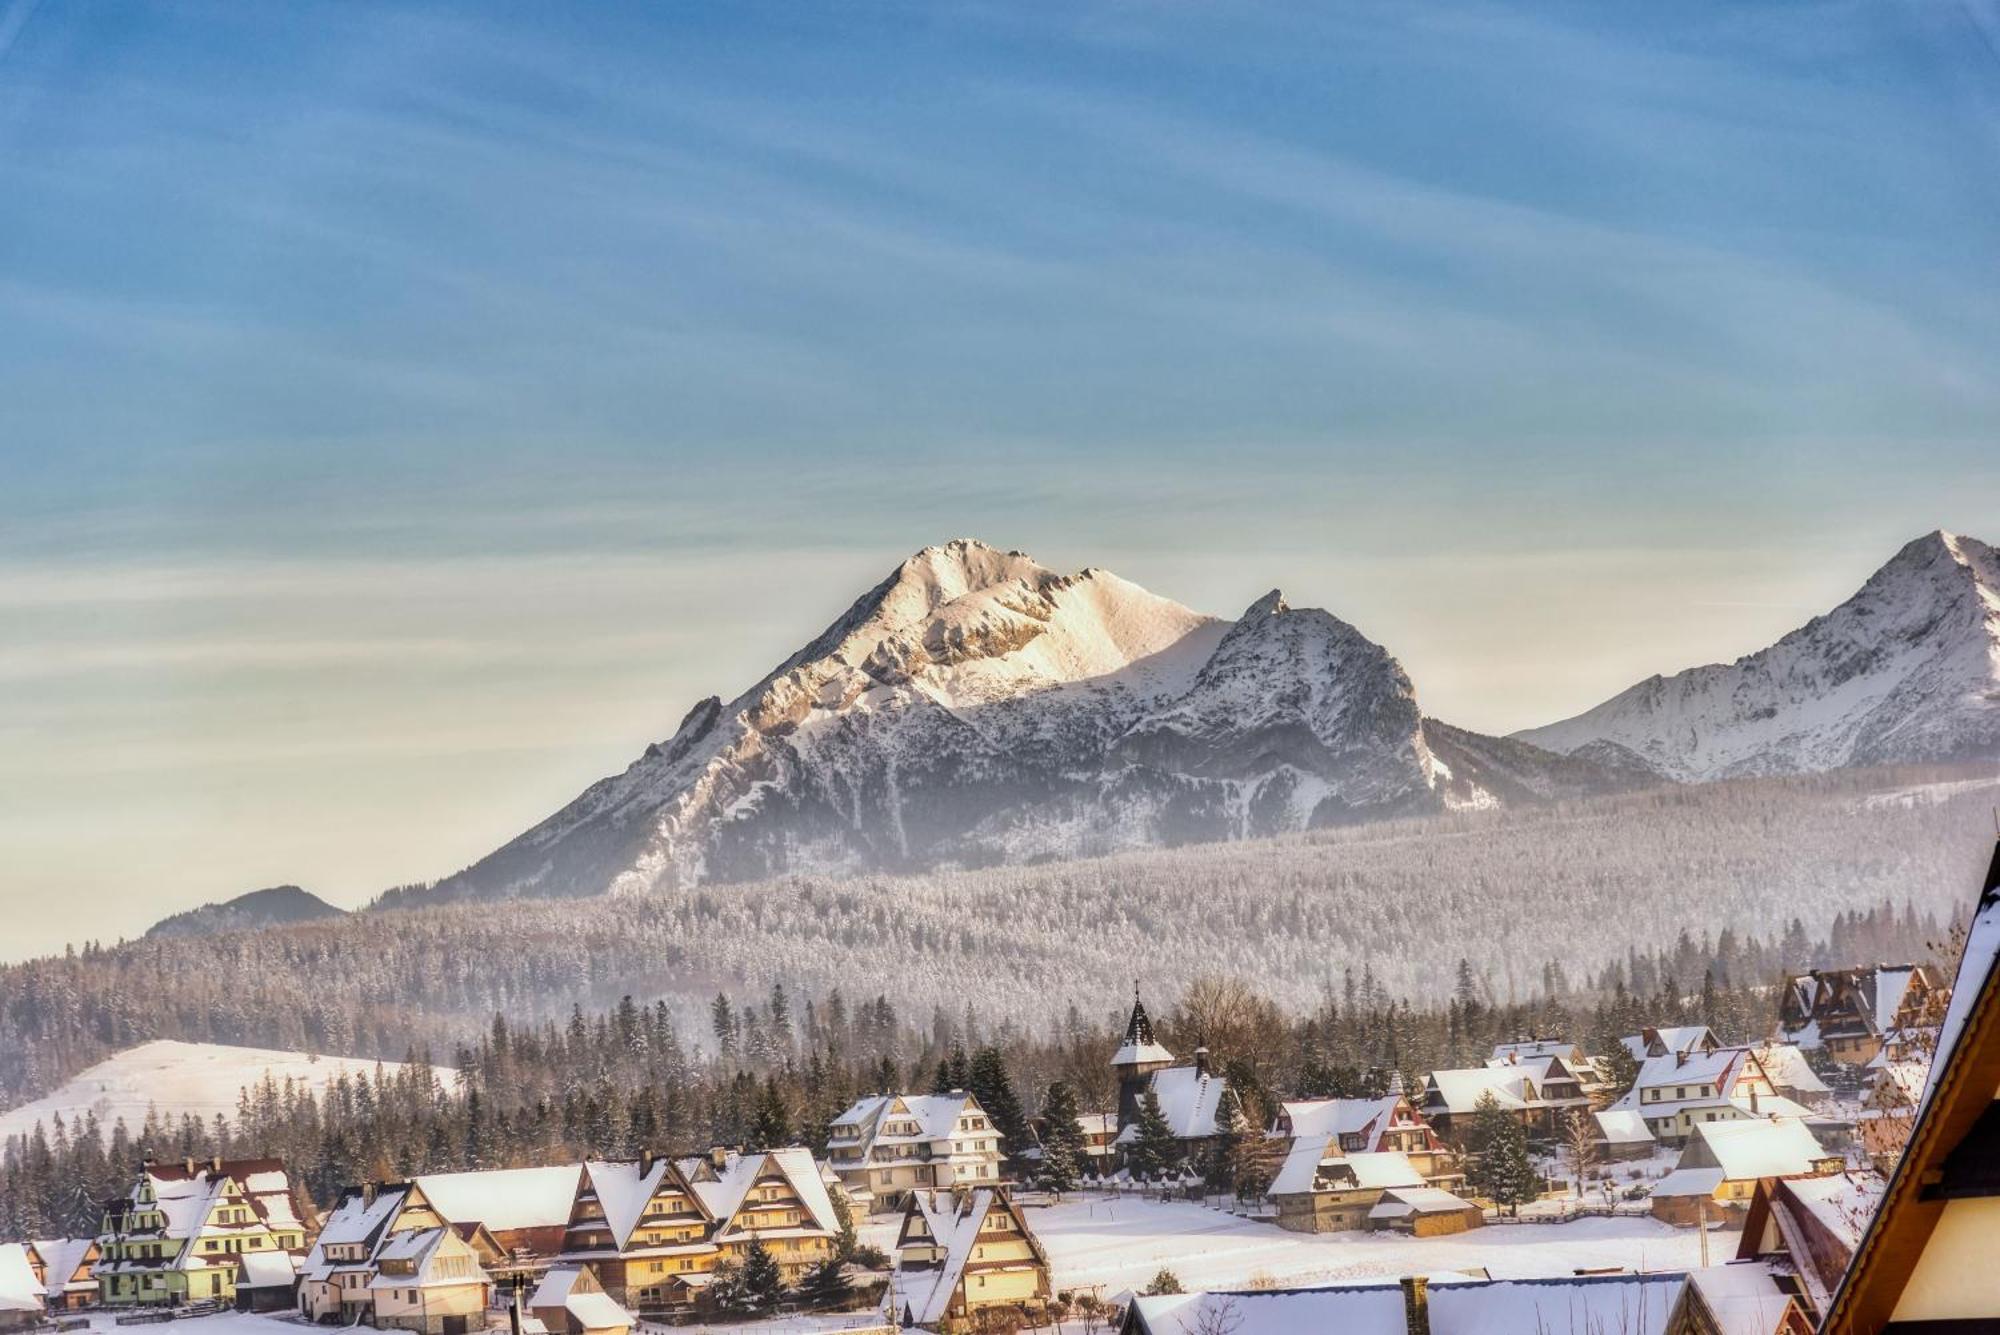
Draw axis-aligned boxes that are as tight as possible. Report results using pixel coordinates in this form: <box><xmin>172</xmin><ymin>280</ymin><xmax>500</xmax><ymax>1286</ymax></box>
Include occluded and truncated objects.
<box><xmin>1242</xmin><ymin>589</ymin><xmax>1290</xmax><ymax>618</ymax></box>
<box><xmin>1516</xmin><ymin>529</ymin><xmax>2000</xmax><ymax>781</ymax></box>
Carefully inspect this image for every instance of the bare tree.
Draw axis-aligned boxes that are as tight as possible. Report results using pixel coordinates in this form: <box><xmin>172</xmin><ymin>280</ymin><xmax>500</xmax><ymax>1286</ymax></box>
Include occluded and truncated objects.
<box><xmin>1562</xmin><ymin>1109</ymin><xmax>1599</xmax><ymax>1198</ymax></box>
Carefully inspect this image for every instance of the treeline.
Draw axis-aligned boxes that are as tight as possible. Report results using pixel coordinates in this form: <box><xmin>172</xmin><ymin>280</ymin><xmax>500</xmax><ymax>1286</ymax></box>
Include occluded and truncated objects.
<box><xmin>0</xmin><ymin>893</ymin><xmax>1953</xmax><ymax>1241</ymax></box>
<box><xmin>3</xmin><ymin>764</ymin><xmax>1989</xmax><ymax>1117</ymax></box>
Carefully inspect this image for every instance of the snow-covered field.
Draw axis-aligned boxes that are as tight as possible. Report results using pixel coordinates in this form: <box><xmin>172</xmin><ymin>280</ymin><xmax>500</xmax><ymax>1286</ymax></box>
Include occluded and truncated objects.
<box><xmin>0</xmin><ymin>1040</ymin><xmax>455</xmax><ymax>1143</ymax></box>
<box><xmin>1017</xmin><ymin>1195</ymin><xmax>1705</xmax><ymax>1297</ymax></box>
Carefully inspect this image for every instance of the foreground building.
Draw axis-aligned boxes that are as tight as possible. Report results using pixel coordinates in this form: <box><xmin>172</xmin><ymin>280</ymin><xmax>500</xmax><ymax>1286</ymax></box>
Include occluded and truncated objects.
<box><xmin>890</xmin><ymin>1188</ymin><xmax>1049</xmax><ymax>1328</ymax></box>
<box><xmin>557</xmin><ymin>1155</ymin><xmax>716</xmax><ymax>1307</ymax></box>
<box><xmin>1268</xmin><ymin>1096</ymin><xmax>1458</xmax><ymax>1186</ymax></box>
<box><xmin>1121</xmin><ymin>1269</ymin><xmax>1809</xmax><ymax>1335</ymax></box>
<box><xmin>0</xmin><ymin>1246</ymin><xmax>41</xmax><ymax>1331</ymax></box>
<box><xmin>1737</xmin><ymin>1172</ymin><xmax>1885</xmax><ymax>1323</ymax></box>
<box><xmin>25</xmin><ymin>1238</ymin><xmax>98</xmax><ymax>1312</ymax></box>
<box><xmin>1820</xmin><ymin>837</ymin><xmax>2000</xmax><ymax>1332</ymax></box>
<box><xmin>1601</xmin><ymin>1045</ymin><xmax>1808</xmax><ymax>1147</ymax></box>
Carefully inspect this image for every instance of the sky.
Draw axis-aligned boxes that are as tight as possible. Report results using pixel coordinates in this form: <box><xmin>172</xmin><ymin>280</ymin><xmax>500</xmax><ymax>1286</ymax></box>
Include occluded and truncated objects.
<box><xmin>2</xmin><ymin>0</ymin><xmax>1998</xmax><ymax>959</ymax></box>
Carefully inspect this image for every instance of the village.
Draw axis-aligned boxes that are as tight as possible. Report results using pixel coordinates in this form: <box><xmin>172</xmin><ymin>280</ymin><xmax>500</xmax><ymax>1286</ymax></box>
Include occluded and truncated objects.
<box><xmin>5</xmin><ymin>886</ymin><xmax>1996</xmax><ymax>1335</ymax></box>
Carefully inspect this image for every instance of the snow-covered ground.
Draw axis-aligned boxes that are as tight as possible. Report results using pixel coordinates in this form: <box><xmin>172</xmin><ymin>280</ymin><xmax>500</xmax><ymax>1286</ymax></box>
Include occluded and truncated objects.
<box><xmin>1018</xmin><ymin>1194</ymin><xmax>1705</xmax><ymax>1297</ymax></box>
<box><xmin>0</xmin><ymin>1041</ymin><xmax>455</xmax><ymax>1143</ymax></box>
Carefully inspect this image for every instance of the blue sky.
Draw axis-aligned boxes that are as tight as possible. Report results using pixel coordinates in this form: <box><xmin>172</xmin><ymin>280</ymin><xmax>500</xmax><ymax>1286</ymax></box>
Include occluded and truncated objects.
<box><xmin>2</xmin><ymin>0</ymin><xmax>1998</xmax><ymax>955</ymax></box>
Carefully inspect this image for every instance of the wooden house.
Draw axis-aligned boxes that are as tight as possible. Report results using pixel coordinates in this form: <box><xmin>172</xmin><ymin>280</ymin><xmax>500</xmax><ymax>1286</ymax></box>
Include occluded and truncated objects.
<box><xmin>1779</xmin><ymin>964</ymin><xmax>1941</xmax><ymax>1068</ymax></box>
<box><xmin>827</xmin><ymin>1093</ymin><xmax>1004</xmax><ymax>1213</ymax></box>
<box><xmin>528</xmin><ymin>1265</ymin><xmax>633</xmax><ymax>1335</ymax></box>
<box><xmin>678</xmin><ymin>1147</ymin><xmax>840</xmax><ymax>1288</ymax></box>
<box><xmin>890</xmin><ymin>1187</ymin><xmax>1049</xmax><ymax>1328</ymax></box>
<box><xmin>557</xmin><ymin>1154</ymin><xmax>716</xmax><ymax>1309</ymax></box>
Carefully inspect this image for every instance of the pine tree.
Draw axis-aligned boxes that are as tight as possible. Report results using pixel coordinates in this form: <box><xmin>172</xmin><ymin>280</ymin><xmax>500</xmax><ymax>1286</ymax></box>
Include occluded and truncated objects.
<box><xmin>749</xmin><ymin>1077</ymin><xmax>790</xmax><ymax>1151</ymax></box>
<box><xmin>1466</xmin><ymin>1092</ymin><xmax>1538</xmax><ymax>1215</ymax></box>
<box><xmin>1126</xmin><ymin>1088</ymin><xmax>1179</xmax><ymax>1182</ymax></box>
<box><xmin>1038</xmin><ymin>1081</ymin><xmax>1086</xmax><ymax>1193</ymax></box>
<box><xmin>798</xmin><ymin>1255</ymin><xmax>852</xmax><ymax>1310</ymax></box>
<box><xmin>968</xmin><ymin>1047</ymin><xmax>1030</xmax><ymax>1168</ymax></box>
<box><xmin>740</xmin><ymin>1237</ymin><xmax>787</xmax><ymax>1311</ymax></box>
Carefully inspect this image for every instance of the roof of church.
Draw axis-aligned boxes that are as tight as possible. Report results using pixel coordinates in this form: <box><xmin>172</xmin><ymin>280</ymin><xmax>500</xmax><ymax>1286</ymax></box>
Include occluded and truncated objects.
<box><xmin>1110</xmin><ymin>992</ymin><xmax>1174</xmax><ymax>1068</ymax></box>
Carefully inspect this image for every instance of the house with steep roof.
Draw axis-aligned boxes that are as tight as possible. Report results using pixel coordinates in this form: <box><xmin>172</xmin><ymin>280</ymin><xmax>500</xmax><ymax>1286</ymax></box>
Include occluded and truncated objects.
<box><xmin>0</xmin><ymin>1245</ymin><xmax>42</xmax><ymax>1331</ymax></box>
<box><xmin>1819</xmin><ymin>837</ymin><xmax>2000</xmax><ymax>1332</ymax></box>
<box><xmin>1778</xmin><ymin>963</ymin><xmax>1941</xmax><ymax>1068</ymax></box>
<box><xmin>1648</xmin><ymin>1118</ymin><xmax>1843</xmax><ymax>1225</ymax></box>
<box><xmin>1265</xmin><ymin>1145</ymin><xmax>1425</xmax><ymax>1233</ymax></box>
<box><xmin>366</xmin><ymin>1225</ymin><xmax>492</xmax><ymax>1335</ymax></box>
<box><xmin>1603</xmin><ymin>1045</ymin><xmax>1807</xmax><ymax>1146</ymax></box>
<box><xmin>1736</xmin><ymin>1171</ymin><xmax>1885</xmax><ymax>1323</ymax></box>
<box><xmin>1623</xmin><ymin>1025</ymin><xmax>1721</xmax><ymax>1063</ymax></box>
<box><xmin>1420</xmin><ymin>1064</ymin><xmax>1575</xmax><ymax>1140</ymax></box>
<box><xmin>94</xmin><ymin>1157</ymin><xmax>302</xmax><ymax>1307</ymax></box>
<box><xmin>676</xmin><ymin>1146</ymin><xmax>840</xmax><ymax>1287</ymax></box>
<box><xmin>827</xmin><ymin>1091</ymin><xmax>1004</xmax><ymax>1212</ymax></box>
<box><xmin>298</xmin><ymin>1180</ymin><xmax>509</xmax><ymax>1325</ymax></box>
<box><xmin>1490</xmin><ymin>1038</ymin><xmax>1611</xmax><ymax>1097</ymax></box>
<box><xmin>557</xmin><ymin>1153</ymin><xmax>716</xmax><ymax>1308</ymax></box>
<box><xmin>890</xmin><ymin>1188</ymin><xmax>1049</xmax><ymax>1327</ymax></box>
<box><xmin>411</xmin><ymin>1165</ymin><xmax>583</xmax><ymax>1264</ymax></box>
<box><xmin>529</xmin><ymin>1265</ymin><xmax>633</xmax><ymax>1335</ymax></box>
<box><xmin>25</xmin><ymin>1238</ymin><xmax>99</xmax><ymax>1311</ymax></box>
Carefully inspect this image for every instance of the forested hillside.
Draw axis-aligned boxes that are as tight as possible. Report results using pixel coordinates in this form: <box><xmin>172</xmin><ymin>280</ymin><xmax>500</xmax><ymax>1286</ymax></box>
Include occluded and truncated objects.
<box><xmin>1</xmin><ymin>765</ymin><xmax>1990</xmax><ymax>1115</ymax></box>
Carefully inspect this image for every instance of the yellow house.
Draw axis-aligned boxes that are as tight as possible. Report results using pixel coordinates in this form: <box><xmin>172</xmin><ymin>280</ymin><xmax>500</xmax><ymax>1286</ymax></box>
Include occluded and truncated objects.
<box><xmin>558</xmin><ymin>1155</ymin><xmax>719</xmax><ymax>1309</ymax></box>
<box><xmin>679</xmin><ymin>1148</ymin><xmax>840</xmax><ymax>1287</ymax></box>
<box><xmin>892</xmin><ymin>1188</ymin><xmax>1050</xmax><ymax>1329</ymax></box>
<box><xmin>95</xmin><ymin>1159</ymin><xmax>298</xmax><ymax>1307</ymax></box>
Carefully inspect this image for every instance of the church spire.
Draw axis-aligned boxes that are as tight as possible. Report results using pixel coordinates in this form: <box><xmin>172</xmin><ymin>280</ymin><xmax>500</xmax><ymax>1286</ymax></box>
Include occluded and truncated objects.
<box><xmin>1110</xmin><ymin>984</ymin><xmax>1173</xmax><ymax>1071</ymax></box>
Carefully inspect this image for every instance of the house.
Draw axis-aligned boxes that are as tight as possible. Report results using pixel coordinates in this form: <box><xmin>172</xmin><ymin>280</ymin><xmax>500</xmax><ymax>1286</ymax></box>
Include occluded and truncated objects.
<box><xmin>1647</xmin><ymin>1118</ymin><xmax>1842</xmax><ymax>1226</ymax></box>
<box><xmin>299</xmin><ymin>1184</ymin><xmax>415</xmax><ymax>1323</ymax></box>
<box><xmin>1269</xmin><ymin>1096</ymin><xmax>1459</xmax><ymax>1186</ymax></box>
<box><xmin>1483</xmin><ymin>1050</ymin><xmax>1595</xmax><ymax>1118</ymax></box>
<box><xmin>1736</xmin><ymin>1172</ymin><xmax>1885</xmax><ymax>1322</ymax></box>
<box><xmin>0</xmin><ymin>1245</ymin><xmax>43</xmax><ymax>1331</ymax></box>
<box><xmin>1778</xmin><ymin>963</ymin><xmax>1941</xmax><ymax>1067</ymax></box>
<box><xmin>677</xmin><ymin>1147</ymin><xmax>840</xmax><ymax>1287</ymax></box>
<box><xmin>557</xmin><ymin>1154</ymin><xmax>716</xmax><ymax>1309</ymax></box>
<box><xmin>1593</xmin><ymin>1108</ymin><xmax>1659</xmax><ymax>1161</ymax></box>
<box><xmin>1119</xmin><ymin>1269</ymin><xmax>1805</xmax><ymax>1335</ymax></box>
<box><xmin>890</xmin><ymin>1187</ymin><xmax>1049</xmax><ymax>1327</ymax></box>
<box><xmin>26</xmin><ymin>1238</ymin><xmax>99</xmax><ymax>1311</ymax></box>
<box><xmin>1819</xmin><ymin>837</ymin><xmax>2000</xmax><ymax>1332</ymax></box>
<box><xmin>1265</xmin><ymin>1146</ymin><xmax>1425</xmax><ymax>1233</ymax></box>
<box><xmin>1755</xmin><ymin>1043</ymin><xmax>1831</xmax><ymax>1103</ymax></box>
<box><xmin>827</xmin><ymin>1092</ymin><xmax>1004</xmax><ymax>1212</ymax></box>
<box><xmin>413</xmin><ymin>1165</ymin><xmax>583</xmax><ymax>1265</ymax></box>
<box><xmin>94</xmin><ymin>1157</ymin><xmax>302</xmax><ymax>1307</ymax></box>
<box><xmin>1603</xmin><ymin>1045</ymin><xmax>1809</xmax><ymax>1146</ymax></box>
<box><xmin>1419</xmin><ymin>1066</ymin><xmax>1570</xmax><ymax>1139</ymax></box>
<box><xmin>1854</xmin><ymin>1059</ymin><xmax>1930</xmax><ymax>1168</ymax></box>
<box><xmin>1076</xmin><ymin>1113</ymin><xmax>1119</xmax><ymax>1174</ymax></box>
<box><xmin>1623</xmin><ymin>1025</ymin><xmax>1720</xmax><ymax>1063</ymax></box>
<box><xmin>528</xmin><ymin>1266</ymin><xmax>633</xmax><ymax>1335</ymax></box>
<box><xmin>1490</xmin><ymin>1038</ymin><xmax>1611</xmax><ymax>1096</ymax></box>
<box><xmin>299</xmin><ymin>1179</ymin><xmax>510</xmax><ymax>1326</ymax></box>
<box><xmin>1365</xmin><ymin>1185</ymin><xmax>1484</xmax><ymax>1237</ymax></box>
<box><xmin>366</xmin><ymin>1226</ymin><xmax>493</xmax><ymax>1335</ymax></box>
<box><xmin>234</xmin><ymin>1250</ymin><xmax>301</xmax><ymax>1312</ymax></box>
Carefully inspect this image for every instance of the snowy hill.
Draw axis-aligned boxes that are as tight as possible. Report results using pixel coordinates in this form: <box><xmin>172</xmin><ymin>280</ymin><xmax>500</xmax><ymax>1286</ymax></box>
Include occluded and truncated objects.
<box><xmin>397</xmin><ymin>541</ymin><xmax>1637</xmax><ymax>906</ymax></box>
<box><xmin>1517</xmin><ymin>531</ymin><xmax>2000</xmax><ymax>782</ymax></box>
<box><xmin>0</xmin><ymin>1040</ymin><xmax>454</xmax><ymax>1145</ymax></box>
<box><xmin>146</xmin><ymin>885</ymin><xmax>346</xmax><ymax>939</ymax></box>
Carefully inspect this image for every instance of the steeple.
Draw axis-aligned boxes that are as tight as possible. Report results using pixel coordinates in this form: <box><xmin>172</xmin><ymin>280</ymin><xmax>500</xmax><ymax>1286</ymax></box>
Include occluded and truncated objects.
<box><xmin>1110</xmin><ymin>983</ymin><xmax>1174</xmax><ymax>1073</ymax></box>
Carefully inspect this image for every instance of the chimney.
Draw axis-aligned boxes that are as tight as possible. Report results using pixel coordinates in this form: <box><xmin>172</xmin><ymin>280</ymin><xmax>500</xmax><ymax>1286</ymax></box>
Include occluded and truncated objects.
<box><xmin>640</xmin><ymin>1149</ymin><xmax>655</xmax><ymax>1176</ymax></box>
<box><xmin>1750</xmin><ymin>1085</ymin><xmax>1760</xmax><ymax>1116</ymax></box>
<box><xmin>1400</xmin><ymin>1276</ymin><xmax>1431</xmax><ymax>1335</ymax></box>
<box><xmin>1675</xmin><ymin>1051</ymin><xmax>1687</xmax><ymax>1069</ymax></box>
<box><xmin>710</xmin><ymin>1145</ymin><xmax>729</xmax><ymax>1170</ymax></box>
<box><xmin>185</xmin><ymin>1157</ymin><xmax>197</xmax><ymax>1177</ymax></box>
<box><xmin>1193</xmin><ymin>1047</ymin><xmax>1210</xmax><ymax>1079</ymax></box>
<box><xmin>210</xmin><ymin>1155</ymin><xmax>222</xmax><ymax>1176</ymax></box>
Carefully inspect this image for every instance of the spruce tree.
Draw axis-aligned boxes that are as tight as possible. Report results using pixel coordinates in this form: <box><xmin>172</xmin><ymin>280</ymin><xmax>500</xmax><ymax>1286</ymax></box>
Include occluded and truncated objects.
<box><xmin>968</xmin><ymin>1047</ymin><xmax>1030</xmax><ymax>1169</ymax></box>
<box><xmin>1038</xmin><ymin>1081</ymin><xmax>1087</xmax><ymax>1193</ymax></box>
<box><xmin>799</xmin><ymin>1255</ymin><xmax>852</xmax><ymax>1310</ymax></box>
<box><xmin>1127</xmin><ymin>1088</ymin><xmax>1179</xmax><ymax>1182</ymax></box>
<box><xmin>740</xmin><ymin>1237</ymin><xmax>787</xmax><ymax>1312</ymax></box>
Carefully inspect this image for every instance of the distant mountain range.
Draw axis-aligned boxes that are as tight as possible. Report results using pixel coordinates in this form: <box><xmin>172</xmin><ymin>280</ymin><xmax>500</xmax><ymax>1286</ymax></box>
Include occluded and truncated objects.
<box><xmin>146</xmin><ymin>885</ymin><xmax>346</xmax><ymax>938</ymax></box>
<box><xmin>382</xmin><ymin>529</ymin><xmax>1998</xmax><ymax>909</ymax></box>
<box><xmin>1517</xmin><ymin>530</ymin><xmax>2000</xmax><ymax>781</ymax></box>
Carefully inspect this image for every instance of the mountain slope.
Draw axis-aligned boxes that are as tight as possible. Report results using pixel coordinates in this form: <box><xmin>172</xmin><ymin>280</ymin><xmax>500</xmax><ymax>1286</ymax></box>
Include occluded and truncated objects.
<box><xmin>145</xmin><ymin>885</ymin><xmax>346</xmax><ymax>938</ymax></box>
<box><xmin>1516</xmin><ymin>531</ymin><xmax>2000</xmax><ymax>782</ymax></box>
<box><xmin>398</xmin><ymin>540</ymin><xmax>1633</xmax><ymax>907</ymax></box>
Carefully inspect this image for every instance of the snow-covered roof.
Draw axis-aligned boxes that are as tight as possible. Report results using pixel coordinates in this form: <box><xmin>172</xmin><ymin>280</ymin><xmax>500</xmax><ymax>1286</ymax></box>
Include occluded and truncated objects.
<box><xmin>831</xmin><ymin>1091</ymin><xmax>983</xmax><ymax>1144</ymax></box>
<box><xmin>1754</xmin><ymin>1044</ymin><xmax>1828</xmax><ymax>1095</ymax></box>
<box><xmin>1367</xmin><ymin>1186</ymin><xmax>1476</xmax><ymax>1220</ymax></box>
<box><xmin>1130</xmin><ymin>1284</ymin><xmax>1405</xmax><ymax>1335</ymax></box>
<box><xmin>529</xmin><ymin>1267</ymin><xmax>585</xmax><ymax>1309</ymax></box>
<box><xmin>1609</xmin><ymin>1046</ymin><xmax>1763</xmax><ymax>1116</ymax></box>
<box><xmin>1925</xmin><ymin>849</ymin><xmax>2000</xmax><ymax>1106</ymax></box>
<box><xmin>30</xmin><ymin>1239</ymin><xmax>94</xmax><ymax>1292</ymax></box>
<box><xmin>1111</xmin><ymin>994</ymin><xmax>1175</xmax><ymax>1068</ymax></box>
<box><xmin>1650</xmin><ymin>1166</ymin><xmax>1727</xmax><ymax>1199</ymax></box>
<box><xmin>1686</xmin><ymin>1263</ymin><xmax>1800</xmax><ymax>1335</ymax></box>
<box><xmin>1779</xmin><ymin>1172</ymin><xmax>1884</xmax><ymax>1249</ymax></box>
<box><xmin>1274</xmin><ymin>1096</ymin><xmax>1400</xmax><ymax>1144</ymax></box>
<box><xmin>1268</xmin><ymin>1142</ymin><xmax>1421</xmax><ymax>1198</ymax></box>
<box><xmin>1425</xmin><ymin>1067</ymin><xmax>1531</xmax><ymax>1114</ymax></box>
<box><xmin>1691</xmin><ymin>1118</ymin><xmax>1827</xmax><ymax>1181</ymax></box>
<box><xmin>1592</xmin><ymin>1109</ymin><xmax>1655</xmax><ymax>1146</ymax></box>
<box><xmin>1125</xmin><ymin>1065</ymin><xmax>1227</xmax><ymax>1141</ymax></box>
<box><xmin>416</xmin><ymin>1165</ymin><xmax>582</xmax><ymax>1232</ymax></box>
<box><xmin>893</xmin><ymin>1189</ymin><xmax>1025</xmax><ymax>1326</ymax></box>
<box><xmin>368</xmin><ymin>1226</ymin><xmax>486</xmax><ymax>1292</ymax></box>
<box><xmin>679</xmin><ymin>1148</ymin><xmax>839</xmax><ymax>1235</ymax></box>
<box><xmin>564</xmin><ymin>1291</ymin><xmax>633</xmax><ymax>1331</ymax></box>
<box><xmin>1621</xmin><ymin>1025</ymin><xmax>1717</xmax><ymax>1062</ymax></box>
<box><xmin>300</xmin><ymin>1185</ymin><xmax>408</xmax><ymax>1280</ymax></box>
<box><xmin>236</xmin><ymin>1250</ymin><xmax>297</xmax><ymax>1289</ymax></box>
<box><xmin>581</xmin><ymin>1159</ymin><xmax>675</xmax><ymax>1248</ymax></box>
<box><xmin>0</xmin><ymin>1244</ymin><xmax>43</xmax><ymax>1314</ymax></box>
<box><xmin>1428</xmin><ymin>1274</ymin><xmax>1690</xmax><ymax>1335</ymax></box>
<box><xmin>1489</xmin><ymin>1039</ymin><xmax>1579</xmax><ymax>1064</ymax></box>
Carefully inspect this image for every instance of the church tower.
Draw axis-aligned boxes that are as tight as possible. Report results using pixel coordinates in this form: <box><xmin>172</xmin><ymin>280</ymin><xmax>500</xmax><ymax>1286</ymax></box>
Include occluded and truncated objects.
<box><xmin>1110</xmin><ymin>985</ymin><xmax>1175</xmax><ymax>1128</ymax></box>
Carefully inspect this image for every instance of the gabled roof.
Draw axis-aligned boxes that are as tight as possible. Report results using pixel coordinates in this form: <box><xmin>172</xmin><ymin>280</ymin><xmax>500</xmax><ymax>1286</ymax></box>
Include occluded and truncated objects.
<box><xmin>578</xmin><ymin>1158</ymin><xmax>694</xmax><ymax>1249</ymax></box>
<box><xmin>1267</xmin><ymin>1142</ymin><xmax>1421</xmax><ymax>1198</ymax></box>
<box><xmin>830</xmin><ymin>1091</ymin><xmax>983</xmax><ymax>1142</ymax></box>
<box><xmin>1592</xmin><ymin>1108</ymin><xmax>1655</xmax><ymax>1146</ymax></box>
<box><xmin>1621</xmin><ymin>1025</ymin><xmax>1718</xmax><ymax>1061</ymax></box>
<box><xmin>415</xmin><ymin>1165</ymin><xmax>582</xmax><ymax>1234</ymax></box>
<box><xmin>1754</xmin><ymin>1043</ymin><xmax>1828</xmax><ymax>1095</ymax></box>
<box><xmin>0</xmin><ymin>1244</ymin><xmax>42</xmax><ymax>1314</ymax></box>
<box><xmin>676</xmin><ymin>1148</ymin><xmax>839</xmax><ymax>1236</ymax></box>
<box><xmin>1274</xmin><ymin>1096</ymin><xmax>1402</xmax><ymax>1145</ymax></box>
<box><xmin>367</xmin><ymin>1226</ymin><xmax>485</xmax><ymax>1292</ymax></box>
<box><xmin>1685</xmin><ymin>1262</ymin><xmax>1807</xmax><ymax>1335</ymax></box>
<box><xmin>1424</xmin><ymin>1067</ymin><xmax>1532</xmax><ymax>1114</ymax></box>
<box><xmin>893</xmin><ymin>1189</ymin><xmax>1045</xmax><ymax>1326</ymax></box>
<box><xmin>1687</xmin><ymin>1118</ymin><xmax>1827</xmax><ymax>1181</ymax></box>
<box><xmin>29</xmin><ymin>1239</ymin><xmax>95</xmax><ymax>1292</ymax></box>
<box><xmin>1367</xmin><ymin>1185</ymin><xmax>1477</xmax><ymax>1220</ymax></box>
<box><xmin>1117</xmin><ymin>1065</ymin><xmax>1226</xmax><ymax>1141</ymax></box>
<box><xmin>1608</xmin><ymin>1045</ymin><xmax>1764</xmax><ymax>1116</ymax></box>
<box><xmin>299</xmin><ymin>1185</ymin><xmax>410</xmax><ymax>1281</ymax></box>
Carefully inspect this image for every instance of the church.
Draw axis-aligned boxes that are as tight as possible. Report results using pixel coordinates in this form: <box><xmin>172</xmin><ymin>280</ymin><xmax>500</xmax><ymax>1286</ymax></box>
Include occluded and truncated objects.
<box><xmin>1110</xmin><ymin>992</ymin><xmax>1235</xmax><ymax>1167</ymax></box>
